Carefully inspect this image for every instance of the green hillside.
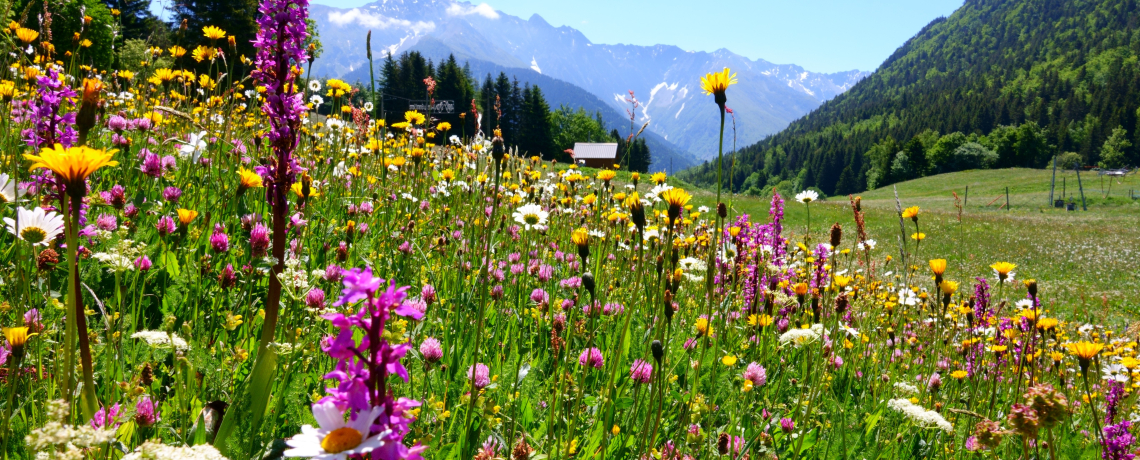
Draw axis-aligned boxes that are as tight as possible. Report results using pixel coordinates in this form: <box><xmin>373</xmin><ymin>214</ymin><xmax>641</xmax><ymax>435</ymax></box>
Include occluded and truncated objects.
<box><xmin>681</xmin><ymin>0</ymin><xmax>1140</xmax><ymax>195</ymax></box>
<box><xmin>711</xmin><ymin>168</ymin><xmax>1140</xmax><ymax>319</ymax></box>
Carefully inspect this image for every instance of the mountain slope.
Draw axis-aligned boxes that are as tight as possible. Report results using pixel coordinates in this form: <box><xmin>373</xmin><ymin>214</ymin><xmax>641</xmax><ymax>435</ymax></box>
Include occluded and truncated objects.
<box><xmin>308</xmin><ymin>0</ymin><xmax>867</xmax><ymax>161</ymax></box>
<box><xmin>681</xmin><ymin>0</ymin><xmax>1140</xmax><ymax>195</ymax></box>
<box><xmin>341</xmin><ymin>52</ymin><xmax>700</xmax><ymax>172</ymax></box>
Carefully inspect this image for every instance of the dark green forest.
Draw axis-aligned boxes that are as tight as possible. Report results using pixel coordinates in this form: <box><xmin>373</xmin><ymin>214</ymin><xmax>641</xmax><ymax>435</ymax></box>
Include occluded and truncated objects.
<box><xmin>374</xmin><ymin>51</ymin><xmax>654</xmax><ymax>167</ymax></box>
<box><xmin>377</xmin><ymin>51</ymin><xmax>572</xmax><ymax>162</ymax></box>
<box><xmin>682</xmin><ymin>0</ymin><xmax>1140</xmax><ymax>195</ymax></box>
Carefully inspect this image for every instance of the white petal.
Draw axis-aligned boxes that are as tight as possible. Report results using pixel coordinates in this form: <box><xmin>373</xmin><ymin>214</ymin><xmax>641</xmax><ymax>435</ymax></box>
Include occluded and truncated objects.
<box><xmin>311</xmin><ymin>402</ymin><xmax>344</xmax><ymax>431</ymax></box>
<box><xmin>354</xmin><ymin>435</ymin><xmax>387</xmax><ymax>454</ymax></box>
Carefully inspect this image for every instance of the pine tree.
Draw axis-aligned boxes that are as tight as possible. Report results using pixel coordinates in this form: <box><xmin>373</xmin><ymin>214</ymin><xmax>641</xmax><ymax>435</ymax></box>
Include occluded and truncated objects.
<box><xmin>520</xmin><ymin>85</ymin><xmax>556</xmax><ymax>160</ymax></box>
<box><xmin>628</xmin><ymin>138</ymin><xmax>651</xmax><ymax>173</ymax></box>
<box><xmin>432</xmin><ymin>55</ymin><xmax>474</xmax><ymax>131</ymax></box>
<box><xmin>104</xmin><ymin>0</ymin><xmax>160</xmax><ymax>41</ymax></box>
<box><xmin>174</xmin><ymin>0</ymin><xmax>259</xmax><ymax>70</ymax></box>
<box><xmin>379</xmin><ymin>53</ymin><xmax>399</xmax><ymax>120</ymax></box>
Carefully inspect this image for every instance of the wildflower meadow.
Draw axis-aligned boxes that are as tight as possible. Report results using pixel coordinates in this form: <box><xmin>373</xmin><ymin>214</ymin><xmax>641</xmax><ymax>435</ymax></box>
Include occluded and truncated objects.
<box><xmin>0</xmin><ymin>1</ymin><xmax>1137</xmax><ymax>459</ymax></box>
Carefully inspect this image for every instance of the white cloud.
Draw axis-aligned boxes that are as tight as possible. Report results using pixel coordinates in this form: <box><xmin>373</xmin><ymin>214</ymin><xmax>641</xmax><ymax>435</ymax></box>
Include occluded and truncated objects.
<box><xmin>445</xmin><ymin>2</ymin><xmax>499</xmax><ymax>19</ymax></box>
<box><xmin>328</xmin><ymin>9</ymin><xmax>436</xmax><ymax>34</ymax></box>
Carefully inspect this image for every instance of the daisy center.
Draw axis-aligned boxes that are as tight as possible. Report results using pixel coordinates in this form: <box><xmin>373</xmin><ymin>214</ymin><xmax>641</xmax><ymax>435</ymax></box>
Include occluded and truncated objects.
<box><xmin>21</xmin><ymin>226</ymin><xmax>47</xmax><ymax>244</ymax></box>
<box><xmin>320</xmin><ymin>427</ymin><xmax>363</xmax><ymax>454</ymax></box>
<box><xmin>524</xmin><ymin>213</ymin><xmax>540</xmax><ymax>225</ymax></box>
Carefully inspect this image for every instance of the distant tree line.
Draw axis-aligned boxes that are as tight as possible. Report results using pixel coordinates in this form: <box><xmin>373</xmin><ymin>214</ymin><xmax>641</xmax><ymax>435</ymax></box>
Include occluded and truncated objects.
<box><xmin>375</xmin><ymin>51</ymin><xmax>648</xmax><ymax>168</ymax></box>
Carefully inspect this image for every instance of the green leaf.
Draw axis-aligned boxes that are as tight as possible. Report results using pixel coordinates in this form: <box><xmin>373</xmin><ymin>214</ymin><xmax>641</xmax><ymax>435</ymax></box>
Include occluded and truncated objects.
<box><xmin>622</xmin><ymin>325</ymin><xmax>631</xmax><ymax>357</ymax></box>
<box><xmin>116</xmin><ymin>420</ymin><xmax>137</xmax><ymax>446</ymax></box>
<box><xmin>795</xmin><ymin>429</ymin><xmax>818</xmax><ymax>455</ymax></box>
<box><xmin>160</xmin><ymin>251</ymin><xmax>180</xmax><ymax>277</ymax></box>
<box><xmin>213</xmin><ymin>348</ymin><xmax>278</xmax><ymax>456</ymax></box>
<box><xmin>189</xmin><ymin>411</ymin><xmax>208</xmax><ymax>445</ymax></box>
<box><xmin>864</xmin><ymin>409</ymin><xmax>883</xmax><ymax>438</ymax></box>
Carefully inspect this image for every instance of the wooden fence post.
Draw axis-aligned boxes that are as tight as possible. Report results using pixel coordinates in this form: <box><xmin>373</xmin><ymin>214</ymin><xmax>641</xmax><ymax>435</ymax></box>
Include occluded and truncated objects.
<box><xmin>964</xmin><ymin>186</ymin><xmax>969</xmax><ymax>207</ymax></box>
<box><xmin>1076</xmin><ymin>167</ymin><xmax>1087</xmax><ymax>211</ymax></box>
<box><xmin>1005</xmin><ymin>187</ymin><xmax>1010</xmax><ymax>211</ymax></box>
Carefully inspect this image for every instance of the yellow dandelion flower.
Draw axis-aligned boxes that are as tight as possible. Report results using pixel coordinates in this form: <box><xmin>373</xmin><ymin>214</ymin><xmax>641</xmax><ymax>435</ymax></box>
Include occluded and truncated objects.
<box><xmin>176</xmin><ymin>209</ymin><xmax>198</xmax><ymax>226</ymax></box>
<box><xmin>1069</xmin><ymin>341</ymin><xmax>1103</xmax><ymax>361</ymax></box>
<box><xmin>659</xmin><ymin>188</ymin><xmax>691</xmax><ymax>209</ymax></box>
<box><xmin>202</xmin><ymin>25</ymin><xmax>227</xmax><ymax>40</ymax></box>
<box><xmin>901</xmin><ymin>206</ymin><xmax>920</xmax><ymax>220</ymax></box>
<box><xmin>15</xmin><ymin>27</ymin><xmax>39</xmax><ymax>44</ymax></box>
<box><xmin>571</xmin><ymin>227</ymin><xmax>589</xmax><ymax>248</ymax></box>
<box><xmin>238</xmin><ymin>168</ymin><xmax>263</xmax><ymax>190</ymax></box>
<box><xmin>929</xmin><ymin>259</ymin><xmax>947</xmax><ymax>276</ymax></box>
<box><xmin>24</xmin><ymin>144</ymin><xmax>118</xmax><ymax>191</ymax></box>
<box><xmin>700</xmin><ymin>67</ymin><xmax>737</xmax><ymax>105</ymax></box>
<box><xmin>2</xmin><ymin>326</ymin><xmax>34</xmax><ymax>347</ymax></box>
<box><xmin>404</xmin><ymin>111</ymin><xmax>426</xmax><ymax>125</ymax></box>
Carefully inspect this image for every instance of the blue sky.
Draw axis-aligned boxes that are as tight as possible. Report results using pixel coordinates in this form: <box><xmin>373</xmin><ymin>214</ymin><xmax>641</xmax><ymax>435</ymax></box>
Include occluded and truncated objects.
<box><xmin>297</xmin><ymin>0</ymin><xmax>965</xmax><ymax>73</ymax></box>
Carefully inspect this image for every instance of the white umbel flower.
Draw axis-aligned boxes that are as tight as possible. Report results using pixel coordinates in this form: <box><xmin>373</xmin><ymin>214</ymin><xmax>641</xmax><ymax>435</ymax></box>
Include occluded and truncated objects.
<box><xmin>131</xmin><ymin>330</ymin><xmax>190</xmax><ymax>351</ymax></box>
<box><xmin>512</xmin><ymin>203</ymin><xmax>549</xmax><ymax>231</ymax></box>
<box><xmin>795</xmin><ymin>190</ymin><xmax>819</xmax><ymax>203</ymax></box>
<box><xmin>887</xmin><ymin>398</ymin><xmax>954</xmax><ymax>433</ymax></box>
<box><xmin>4</xmin><ymin>206</ymin><xmax>65</xmax><ymax>245</ymax></box>
<box><xmin>123</xmin><ymin>441</ymin><xmax>228</xmax><ymax>460</ymax></box>
<box><xmin>893</xmin><ymin>382</ymin><xmax>919</xmax><ymax>396</ymax></box>
<box><xmin>284</xmin><ymin>402</ymin><xmax>387</xmax><ymax>460</ymax></box>
<box><xmin>778</xmin><ymin>325</ymin><xmax>821</xmax><ymax>348</ymax></box>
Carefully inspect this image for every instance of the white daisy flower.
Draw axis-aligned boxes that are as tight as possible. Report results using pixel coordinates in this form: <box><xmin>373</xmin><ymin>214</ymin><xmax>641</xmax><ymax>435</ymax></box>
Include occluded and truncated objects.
<box><xmin>897</xmin><ymin>287</ymin><xmax>919</xmax><ymax>306</ymax></box>
<box><xmin>308</xmin><ymin>80</ymin><xmax>322</xmax><ymax>92</ymax></box>
<box><xmin>284</xmin><ymin>402</ymin><xmax>387</xmax><ymax>460</ymax></box>
<box><xmin>363</xmin><ymin>102</ymin><xmax>374</xmax><ymax>112</ymax></box>
<box><xmin>4</xmin><ymin>206</ymin><xmax>65</xmax><ymax>245</ymax></box>
<box><xmin>678</xmin><ymin>257</ymin><xmax>706</xmax><ymax>272</ymax></box>
<box><xmin>795</xmin><ymin>190</ymin><xmax>819</xmax><ymax>203</ymax></box>
<box><xmin>512</xmin><ymin>203</ymin><xmax>549</xmax><ymax>231</ymax></box>
<box><xmin>0</xmin><ymin>173</ymin><xmax>24</xmax><ymax>203</ymax></box>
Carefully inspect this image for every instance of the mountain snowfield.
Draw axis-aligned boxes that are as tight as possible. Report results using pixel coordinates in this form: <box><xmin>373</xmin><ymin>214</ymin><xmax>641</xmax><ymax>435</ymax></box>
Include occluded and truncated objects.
<box><xmin>310</xmin><ymin>0</ymin><xmax>868</xmax><ymax>161</ymax></box>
